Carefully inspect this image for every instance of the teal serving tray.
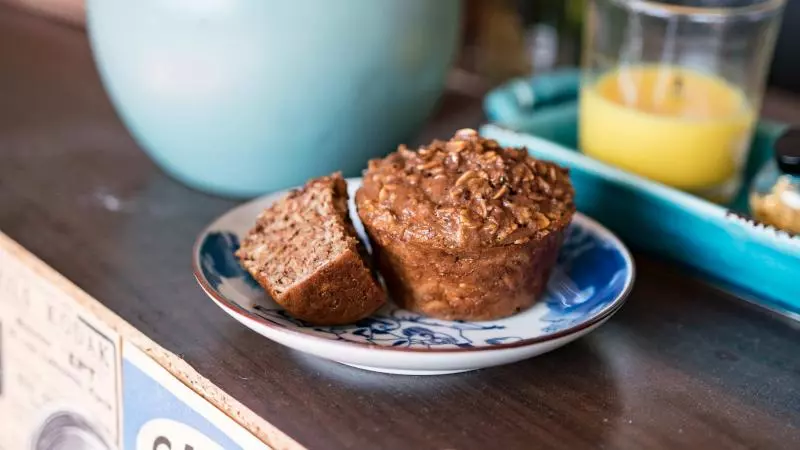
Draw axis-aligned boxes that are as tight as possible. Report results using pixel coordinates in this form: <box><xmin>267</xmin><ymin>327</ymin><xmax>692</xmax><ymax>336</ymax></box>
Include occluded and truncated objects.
<box><xmin>482</xmin><ymin>79</ymin><xmax>799</xmax><ymax>319</ymax></box>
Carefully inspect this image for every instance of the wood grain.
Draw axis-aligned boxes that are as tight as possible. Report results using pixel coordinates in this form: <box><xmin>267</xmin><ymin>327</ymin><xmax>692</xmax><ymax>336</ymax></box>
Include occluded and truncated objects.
<box><xmin>0</xmin><ymin>6</ymin><xmax>798</xmax><ymax>450</ymax></box>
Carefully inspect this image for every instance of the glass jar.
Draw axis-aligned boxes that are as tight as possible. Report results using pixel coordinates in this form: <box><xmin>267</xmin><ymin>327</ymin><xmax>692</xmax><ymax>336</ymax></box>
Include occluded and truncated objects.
<box><xmin>580</xmin><ymin>0</ymin><xmax>786</xmax><ymax>203</ymax></box>
<box><xmin>750</xmin><ymin>128</ymin><xmax>800</xmax><ymax>233</ymax></box>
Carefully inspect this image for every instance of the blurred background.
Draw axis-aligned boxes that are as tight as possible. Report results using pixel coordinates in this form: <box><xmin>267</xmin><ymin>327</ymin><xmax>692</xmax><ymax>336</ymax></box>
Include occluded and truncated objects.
<box><xmin>5</xmin><ymin>0</ymin><xmax>798</xmax><ymax>94</ymax></box>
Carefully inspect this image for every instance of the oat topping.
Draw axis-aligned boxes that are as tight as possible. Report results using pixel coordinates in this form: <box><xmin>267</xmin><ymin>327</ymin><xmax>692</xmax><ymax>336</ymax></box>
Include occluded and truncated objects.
<box><xmin>356</xmin><ymin>129</ymin><xmax>575</xmax><ymax>249</ymax></box>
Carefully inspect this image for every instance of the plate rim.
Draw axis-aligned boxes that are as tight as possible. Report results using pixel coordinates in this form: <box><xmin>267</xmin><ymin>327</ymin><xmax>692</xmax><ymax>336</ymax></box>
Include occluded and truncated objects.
<box><xmin>192</xmin><ymin>178</ymin><xmax>636</xmax><ymax>354</ymax></box>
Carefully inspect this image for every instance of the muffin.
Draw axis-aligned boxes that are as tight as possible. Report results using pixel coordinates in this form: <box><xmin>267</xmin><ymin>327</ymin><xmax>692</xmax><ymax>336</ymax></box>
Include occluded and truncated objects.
<box><xmin>236</xmin><ymin>173</ymin><xmax>385</xmax><ymax>325</ymax></box>
<box><xmin>356</xmin><ymin>129</ymin><xmax>575</xmax><ymax>321</ymax></box>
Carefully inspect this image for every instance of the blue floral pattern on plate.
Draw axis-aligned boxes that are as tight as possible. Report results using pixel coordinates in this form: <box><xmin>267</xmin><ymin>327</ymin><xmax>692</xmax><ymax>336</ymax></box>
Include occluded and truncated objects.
<box><xmin>196</xmin><ymin>187</ymin><xmax>633</xmax><ymax>351</ymax></box>
<box><xmin>251</xmin><ymin>306</ymin><xmax>512</xmax><ymax>349</ymax></box>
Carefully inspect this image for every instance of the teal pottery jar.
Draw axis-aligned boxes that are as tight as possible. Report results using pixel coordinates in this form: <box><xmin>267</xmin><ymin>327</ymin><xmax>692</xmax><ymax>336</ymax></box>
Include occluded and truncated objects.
<box><xmin>87</xmin><ymin>0</ymin><xmax>461</xmax><ymax>197</ymax></box>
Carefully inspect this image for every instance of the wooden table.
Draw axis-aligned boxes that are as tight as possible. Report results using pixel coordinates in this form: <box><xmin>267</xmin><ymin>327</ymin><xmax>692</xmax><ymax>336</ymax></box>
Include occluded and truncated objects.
<box><xmin>1</xmin><ymin>6</ymin><xmax>799</xmax><ymax>450</ymax></box>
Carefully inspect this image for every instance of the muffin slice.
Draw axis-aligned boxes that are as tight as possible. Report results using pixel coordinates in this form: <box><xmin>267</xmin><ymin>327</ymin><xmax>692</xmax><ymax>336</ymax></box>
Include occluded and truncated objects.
<box><xmin>236</xmin><ymin>173</ymin><xmax>385</xmax><ymax>325</ymax></box>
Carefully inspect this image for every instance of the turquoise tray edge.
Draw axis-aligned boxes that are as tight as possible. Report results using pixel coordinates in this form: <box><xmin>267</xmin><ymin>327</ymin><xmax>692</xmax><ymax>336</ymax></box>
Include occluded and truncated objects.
<box><xmin>480</xmin><ymin>119</ymin><xmax>800</xmax><ymax>319</ymax></box>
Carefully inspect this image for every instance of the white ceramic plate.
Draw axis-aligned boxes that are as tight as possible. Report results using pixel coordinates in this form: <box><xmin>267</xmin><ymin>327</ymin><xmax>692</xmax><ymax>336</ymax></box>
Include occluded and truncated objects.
<box><xmin>193</xmin><ymin>178</ymin><xmax>634</xmax><ymax>375</ymax></box>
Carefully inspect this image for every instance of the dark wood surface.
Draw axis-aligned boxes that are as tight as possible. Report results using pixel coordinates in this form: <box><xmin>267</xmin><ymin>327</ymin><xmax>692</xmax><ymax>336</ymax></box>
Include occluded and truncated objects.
<box><xmin>1</xmin><ymin>6</ymin><xmax>799</xmax><ymax>450</ymax></box>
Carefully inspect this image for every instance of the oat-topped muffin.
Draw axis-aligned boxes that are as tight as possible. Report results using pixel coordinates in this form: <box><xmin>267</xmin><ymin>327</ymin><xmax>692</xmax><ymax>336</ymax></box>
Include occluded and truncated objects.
<box><xmin>356</xmin><ymin>129</ymin><xmax>575</xmax><ymax>320</ymax></box>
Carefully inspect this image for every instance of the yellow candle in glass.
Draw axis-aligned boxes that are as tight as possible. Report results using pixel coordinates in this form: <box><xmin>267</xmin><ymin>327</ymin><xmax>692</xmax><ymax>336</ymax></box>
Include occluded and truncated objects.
<box><xmin>579</xmin><ymin>66</ymin><xmax>756</xmax><ymax>193</ymax></box>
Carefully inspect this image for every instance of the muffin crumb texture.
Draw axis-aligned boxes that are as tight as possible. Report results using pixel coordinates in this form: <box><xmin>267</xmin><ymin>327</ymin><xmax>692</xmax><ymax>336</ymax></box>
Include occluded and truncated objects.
<box><xmin>237</xmin><ymin>173</ymin><xmax>385</xmax><ymax>325</ymax></box>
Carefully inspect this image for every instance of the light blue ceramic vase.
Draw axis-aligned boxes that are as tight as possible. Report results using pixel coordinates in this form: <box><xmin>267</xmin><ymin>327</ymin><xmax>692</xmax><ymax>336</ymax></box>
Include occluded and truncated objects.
<box><xmin>87</xmin><ymin>0</ymin><xmax>461</xmax><ymax>197</ymax></box>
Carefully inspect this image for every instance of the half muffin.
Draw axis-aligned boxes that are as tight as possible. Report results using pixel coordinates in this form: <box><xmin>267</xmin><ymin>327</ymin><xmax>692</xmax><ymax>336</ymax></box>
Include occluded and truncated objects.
<box><xmin>356</xmin><ymin>129</ymin><xmax>575</xmax><ymax>321</ymax></box>
<box><xmin>236</xmin><ymin>173</ymin><xmax>385</xmax><ymax>325</ymax></box>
